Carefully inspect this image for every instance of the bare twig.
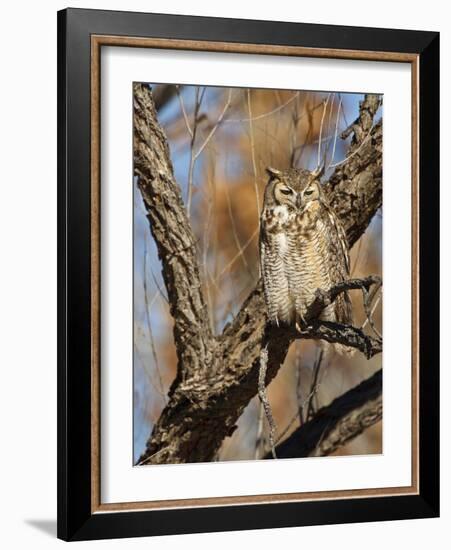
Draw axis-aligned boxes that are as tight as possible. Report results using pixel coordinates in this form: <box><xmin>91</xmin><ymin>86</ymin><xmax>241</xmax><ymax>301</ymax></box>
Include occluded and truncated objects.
<box><xmin>134</xmin><ymin>343</ymin><xmax>165</xmax><ymax>400</ymax></box>
<box><xmin>362</xmin><ymin>289</ymin><xmax>382</xmax><ymax>331</ymax></box>
<box><xmin>362</xmin><ymin>286</ymin><xmax>383</xmax><ymax>339</ymax></box>
<box><xmin>143</xmin><ymin>248</ymin><xmax>167</xmax><ymax>403</ymax></box>
<box><xmin>217</xmin><ymin>228</ymin><xmax>259</xmax><ymax>279</ymax></box>
<box><xmin>350</xmin><ymin>234</ymin><xmax>365</xmax><ymax>278</ymax></box>
<box><xmin>194</xmin><ymin>89</ymin><xmax>232</xmax><ymax>160</ymax></box>
<box><xmin>306</xmin><ymin>349</ymin><xmax>324</xmax><ymax>421</ymax></box>
<box><xmin>258</xmin><ymin>345</ymin><xmax>277</xmax><ymax>459</ymax></box>
<box><xmin>149</xmin><ymin>267</ymin><xmax>169</xmax><ymax>304</ymax></box>
<box><xmin>135</xmin><ymin>445</ymin><xmax>174</xmax><ymax>466</ymax></box>
<box><xmin>254</xmin><ymin>401</ymin><xmax>265</xmax><ymax>459</ymax></box>
<box><xmin>203</xmin><ymin>171</ymin><xmax>215</xmax><ymax>330</ymax></box>
<box><xmin>322</xmin><ymin>93</ymin><xmax>336</xmax><ymax>167</ymax></box>
<box><xmin>295</xmin><ymin>342</ymin><xmax>304</xmax><ymax>424</ymax></box>
<box><xmin>328</xmin><ymin>121</ymin><xmax>376</xmax><ymax>169</ymax></box>
<box><xmin>186</xmin><ymin>87</ymin><xmax>202</xmax><ymax>216</ymax></box>
<box><xmin>328</xmin><ymin>95</ymin><xmax>343</xmax><ymax>169</ymax></box>
<box><xmin>224</xmin><ymin>178</ymin><xmax>252</xmax><ymax>276</ymax></box>
<box><xmin>186</xmin><ymin>89</ymin><xmax>232</xmax><ymax>216</ymax></box>
<box><xmin>274</xmin><ymin>409</ymin><xmax>299</xmax><ymax>445</ymax></box>
<box><xmin>176</xmin><ymin>85</ymin><xmax>193</xmax><ymax>138</ymax></box>
<box><xmin>316</xmin><ymin>94</ymin><xmax>331</xmax><ymax>169</ymax></box>
<box><xmin>247</xmin><ymin>89</ymin><xmax>261</xmax><ymax>220</ymax></box>
<box><xmin>224</xmin><ymin>92</ymin><xmax>299</xmax><ymax>123</ymax></box>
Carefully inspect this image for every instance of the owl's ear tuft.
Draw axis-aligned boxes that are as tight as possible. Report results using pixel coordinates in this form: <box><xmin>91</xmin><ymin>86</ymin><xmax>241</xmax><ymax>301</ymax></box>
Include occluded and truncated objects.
<box><xmin>311</xmin><ymin>165</ymin><xmax>325</xmax><ymax>180</ymax></box>
<box><xmin>266</xmin><ymin>166</ymin><xmax>282</xmax><ymax>179</ymax></box>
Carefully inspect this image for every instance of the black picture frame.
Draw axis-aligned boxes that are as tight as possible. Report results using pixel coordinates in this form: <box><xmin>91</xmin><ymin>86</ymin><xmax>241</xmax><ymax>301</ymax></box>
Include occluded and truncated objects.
<box><xmin>57</xmin><ymin>7</ymin><xmax>439</xmax><ymax>541</ymax></box>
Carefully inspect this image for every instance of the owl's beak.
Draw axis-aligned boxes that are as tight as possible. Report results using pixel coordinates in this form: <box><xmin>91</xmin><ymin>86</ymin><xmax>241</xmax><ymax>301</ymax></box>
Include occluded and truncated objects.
<box><xmin>296</xmin><ymin>193</ymin><xmax>303</xmax><ymax>208</ymax></box>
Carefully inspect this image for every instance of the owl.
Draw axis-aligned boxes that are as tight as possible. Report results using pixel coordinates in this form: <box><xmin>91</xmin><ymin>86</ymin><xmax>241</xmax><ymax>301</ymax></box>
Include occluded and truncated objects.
<box><xmin>259</xmin><ymin>166</ymin><xmax>353</xmax><ymax>354</ymax></box>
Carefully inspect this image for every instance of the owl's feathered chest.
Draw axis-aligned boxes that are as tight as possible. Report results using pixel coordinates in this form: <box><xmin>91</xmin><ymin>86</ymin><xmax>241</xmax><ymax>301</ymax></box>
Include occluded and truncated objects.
<box><xmin>260</xmin><ymin>201</ymin><xmax>337</xmax><ymax>306</ymax></box>
<box><xmin>262</xmin><ymin>203</ymin><xmax>320</xmax><ymax>241</ymax></box>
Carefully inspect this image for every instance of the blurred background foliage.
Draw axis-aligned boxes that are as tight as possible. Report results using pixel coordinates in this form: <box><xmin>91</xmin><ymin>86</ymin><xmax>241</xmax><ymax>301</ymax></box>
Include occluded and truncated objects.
<box><xmin>134</xmin><ymin>84</ymin><xmax>383</xmax><ymax>464</ymax></box>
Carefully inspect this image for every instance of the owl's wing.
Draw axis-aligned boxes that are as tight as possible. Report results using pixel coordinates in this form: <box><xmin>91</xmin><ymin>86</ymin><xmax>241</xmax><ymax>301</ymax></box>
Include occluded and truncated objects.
<box><xmin>325</xmin><ymin>205</ymin><xmax>350</xmax><ymax>274</ymax></box>
<box><xmin>323</xmin><ymin>205</ymin><xmax>353</xmax><ymax>325</ymax></box>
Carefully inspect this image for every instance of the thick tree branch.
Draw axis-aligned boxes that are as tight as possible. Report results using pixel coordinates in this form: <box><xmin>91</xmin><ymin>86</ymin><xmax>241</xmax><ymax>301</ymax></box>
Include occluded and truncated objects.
<box><xmin>134</xmin><ymin>83</ymin><xmax>215</xmax><ymax>382</ymax></box>
<box><xmin>298</xmin><ymin>321</ymin><xmax>382</xmax><ymax>359</ymax></box>
<box><xmin>266</xmin><ymin>369</ymin><xmax>382</xmax><ymax>459</ymax></box>
<box><xmin>325</xmin><ymin>94</ymin><xmax>383</xmax><ymax>247</ymax></box>
<box><xmin>135</xmin><ymin>89</ymin><xmax>383</xmax><ymax>464</ymax></box>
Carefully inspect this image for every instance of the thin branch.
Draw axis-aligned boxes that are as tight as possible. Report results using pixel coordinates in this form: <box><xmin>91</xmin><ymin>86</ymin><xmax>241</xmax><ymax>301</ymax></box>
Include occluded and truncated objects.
<box><xmin>176</xmin><ymin>85</ymin><xmax>193</xmax><ymax>138</ymax></box>
<box><xmin>134</xmin><ymin>343</ymin><xmax>165</xmax><ymax>400</ymax></box>
<box><xmin>328</xmin><ymin>95</ymin><xmax>343</xmax><ymax>169</ymax></box>
<box><xmin>224</xmin><ymin>179</ymin><xmax>252</xmax><ymax>276</ymax></box>
<box><xmin>258</xmin><ymin>345</ymin><xmax>277</xmax><ymax>459</ymax></box>
<box><xmin>275</xmin><ymin>410</ymin><xmax>299</xmax><ymax>446</ymax></box>
<box><xmin>275</xmin><ymin>384</ymin><xmax>319</xmax><ymax>445</ymax></box>
<box><xmin>254</xmin><ymin>401</ymin><xmax>265</xmax><ymax>459</ymax></box>
<box><xmin>306</xmin><ymin>349</ymin><xmax>324</xmax><ymax>421</ymax></box>
<box><xmin>295</xmin><ymin>343</ymin><xmax>305</xmax><ymax>424</ymax></box>
<box><xmin>328</xmin><ymin>121</ymin><xmax>376</xmax><ymax>169</ymax></box>
<box><xmin>186</xmin><ymin>87</ymin><xmax>202</xmax><ymax>216</ymax></box>
<box><xmin>316</xmin><ymin>94</ymin><xmax>331</xmax><ymax>169</ymax></box>
<box><xmin>322</xmin><ymin>93</ymin><xmax>336</xmax><ymax>167</ymax></box>
<box><xmin>247</xmin><ymin>89</ymin><xmax>261</xmax><ymax>220</ymax></box>
<box><xmin>193</xmin><ymin>89</ymin><xmax>232</xmax><ymax>160</ymax></box>
<box><xmin>149</xmin><ymin>266</ymin><xmax>169</xmax><ymax>304</ymax></box>
<box><xmin>350</xmin><ymin>234</ymin><xmax>365</xmax><ymax>278</ymax></box>
<box><xmin>217</xmin><ymin>228</ymin><xmax>259</xmax><ymax>279</ymax></box>
<box><xmin>143</xmin><ymin>247</ymin><xmax>167</xmax><ymax>403</ymax></box>
<box><xmin>186</xmin><ymin>89</ymin><xmax>232</xmax><ymax>216</ymax></box>
<box><xmin>362</xmin><ymin>286</ymin><xmax>383</xmax><ymax>339</ymax></box>
<box><xmin>224</xmin><ymin>92</ymin><xmax>299</xmax><ymax>123</ymax></box>
<box><xmin>203</xmin><ymin>171</ymin><xmax>215</xmax><ymax>331</ymax></box>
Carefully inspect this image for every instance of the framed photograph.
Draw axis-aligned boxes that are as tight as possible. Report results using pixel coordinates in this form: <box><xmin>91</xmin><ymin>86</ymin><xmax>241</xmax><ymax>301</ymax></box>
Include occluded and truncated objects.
<box><xmin>57</xmin><ymin>8</ymin><xmax>439</xmax><ymax>541</ymax></box>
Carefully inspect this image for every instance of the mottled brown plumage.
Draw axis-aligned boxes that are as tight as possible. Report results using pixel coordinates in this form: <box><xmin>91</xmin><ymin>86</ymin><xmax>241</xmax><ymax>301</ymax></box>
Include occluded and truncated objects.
<box><xmin>259</xmin><ymin>166</ymin><xmax>353</xmax><ymax>354</ymax></box>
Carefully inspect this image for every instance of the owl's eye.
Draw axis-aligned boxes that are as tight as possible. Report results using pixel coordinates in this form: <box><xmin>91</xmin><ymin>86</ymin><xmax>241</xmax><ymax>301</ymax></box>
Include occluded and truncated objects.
<box><xmin>304</xmin><ymin>189</ymin><xmax>314</xmax><ymax>196</ymax></box>
<box><xmin>280</xmin><ymin>188</ymin><xmax>293</xmax><ymax>196</ymax></box>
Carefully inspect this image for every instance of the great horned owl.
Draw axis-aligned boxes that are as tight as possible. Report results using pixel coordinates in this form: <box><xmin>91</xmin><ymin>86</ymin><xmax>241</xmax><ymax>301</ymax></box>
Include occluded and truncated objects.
<box><xmin>259</xmin><ymin>166</ymin><xmax>353</xmax><ymax>353</ymax></box>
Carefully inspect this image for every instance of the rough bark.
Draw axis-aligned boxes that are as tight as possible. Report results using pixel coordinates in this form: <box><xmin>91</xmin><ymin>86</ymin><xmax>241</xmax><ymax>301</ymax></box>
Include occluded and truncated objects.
<box><xmin>267</xmin><ymin>369</ymin><xmax>382</xmax><ymax>459</ymax></box>
<box><xmin>134</xmin><ymin>84</ymin><xmax>216</xmax><ymax>384</ymax></box>
<box><xmin>134</xmin><ymin>84</ymin><xmax>383</xmax><ymax>464</ymax></box>
<box><xmin>325</xmin><ymin>94</ymin><xmax>383</xmax><ymax>248</ymax></box>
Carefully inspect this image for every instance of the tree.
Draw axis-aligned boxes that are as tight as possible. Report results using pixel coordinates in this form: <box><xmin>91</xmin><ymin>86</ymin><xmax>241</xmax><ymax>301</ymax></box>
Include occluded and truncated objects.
<box><xmin>134</xmin><ymin>83</ymin><xmax>383</xmax><ymax>464</ymax></box>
